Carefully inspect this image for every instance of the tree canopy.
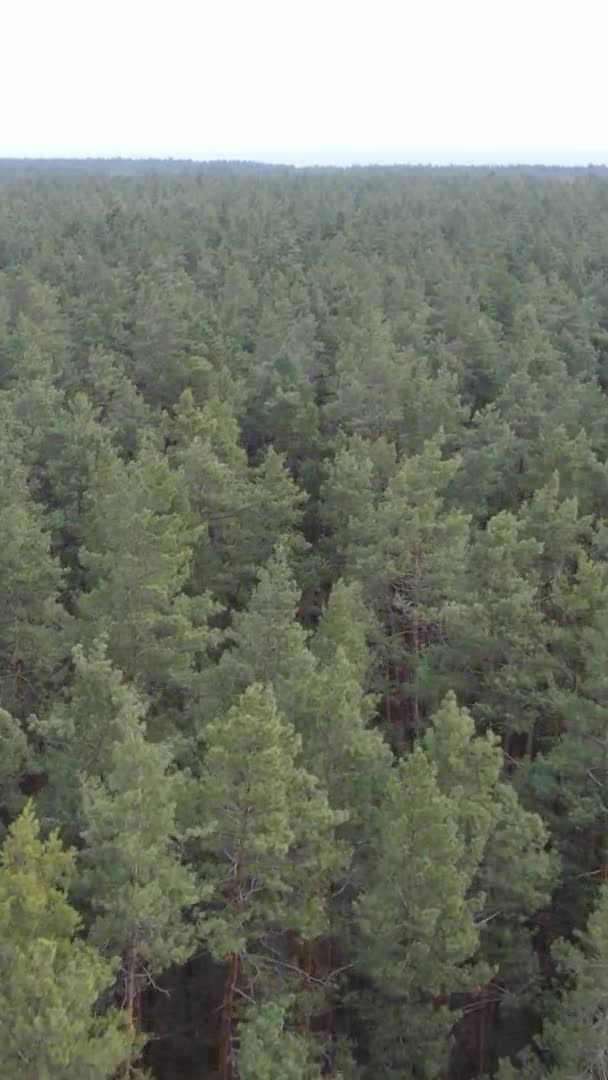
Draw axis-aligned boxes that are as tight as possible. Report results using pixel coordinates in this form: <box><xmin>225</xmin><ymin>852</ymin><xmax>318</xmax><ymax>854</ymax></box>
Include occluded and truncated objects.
<box><xmin>3</xmin><ymin>159</ymin><xmax>608</xmax><ymax>1077</ymax></box>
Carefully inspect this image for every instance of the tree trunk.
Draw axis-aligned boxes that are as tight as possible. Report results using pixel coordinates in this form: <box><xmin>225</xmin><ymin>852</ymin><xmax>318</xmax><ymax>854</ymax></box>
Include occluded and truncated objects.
<box><xmin>412</xmin><ymin>614</ymin><xmax>421</xmax><ymax>736</ymax></box>
<box><xmin>218</xmin><ymin>951</ymin><xmax>239</xmax><ymax>1080</ymax></box>
<box><xmin>121</xmin><ymin>945</ymin><xmax>141</xmax><ymax>1077</ymax></box>
<box><xmin>525</xmin><ymin>719</ymin><xmax>536</xmax><ymax>759</ymax></box>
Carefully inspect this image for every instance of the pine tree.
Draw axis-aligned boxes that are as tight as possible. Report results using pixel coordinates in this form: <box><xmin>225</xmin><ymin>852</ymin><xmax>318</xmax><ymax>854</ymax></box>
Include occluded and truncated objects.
<box><xmin>517</xmin><ymin>472</ymin><xmax>589</xmax><ymax>591</ymax></box>
<box><xmin>355</xmin><ymin>438</ymin><xmax>470</xmax><ymax>742</ymax></box>
<box><xmin>0</xmin><ymin>437</ymin><xmax>69</xmax><ymax>716</ymax></box>
<box><xmin>323</xmin><ymin>311</ymin><xmax>412</xmax><ymax>443</ymax></box>
<box><xmin>41</xmin><ymin>391</ymin><xmax>126</xmax><ymax>572</ymax></box>
<box><xmin>193</xmin><ymin>684</ymin><xmax>345</xmax><ymax>1080</ymax></box>
<box><xmin>78</xmin><ymin>440</ymin><xmax>216</xmax><ymax>698</ymax></box>
<box><xmin>238</xmin><ymin>290</ymin><xmax>322</xmax><ymax>470</ymax></box>
<box><xmin>4</xmin><ymin>275</ymin><xmax>68</xmax><ymax>387</ymax></box>
<box><xmin>502</xmin><ymin>882</ymin><xmax>608</xmax><ymax>1079</ymax></box>
<box><xmin>0</xmin><ymin>706</ymin><xmax>30</xmax><ymax>833</ymax></box>
<box><xmin>424</xmin><ymin>694</ymin><xmax>554</xmax><ymax>1071</ymax></box>
<box><xmin>307</xmin><ymin>585</ymin><xmax>391</xmax><ymax>835</ymax></box>
<box><xmin>447</xmin><ymin>510</ymin><xmax>549</xmax><ymax>746</ymax></box>
<box><xmin>319</xmin><ymin>435</ymin><xmax>382</xmax><ymax>581</ymax></box>
<box><xmin>80</xmin><ymin>719</ymin><xmax>196</xmax><ymax>1060</ymax></box>
<box><xmin>523</xmin><ymin>561</ymin><xmax>608</xmax><ymax>935</ymax></box>
<box><xmin>38</xmin><ymin>640</ymin><xmax>147</xmax><ymax>834</ymax></box>
<box><xmin>167</xmin><ymin>389</ymin><xmax>250</xmax><ymax>602</ymax></box>
<box><xmin>311</xmin><ymin>578</ymin><xmax>370</xmax><ymax>680</ymax></box>
<box><xmin>0</xmin><ymin>802</ymin><xmax>134</xmax><ymax>1078</ymax></box>
<box><xmin>237</xmin><ymin>999</ymin><xmax>323</xmax><ymax>1080</ymax></box>
<box><xmin>79</xmin><ymin>346</ymin><xmax>153</xmax><ymax>458</ymax></box>
<box><xmin>243</xmin><ymin>447</ymin><xmax>308</xmax><ymax>585</ymax></box>
<box><xmin>355</xmin><ymin>746</ymin><xmax>484</xmax><ymax>1079</ymax></box>
<box><xmin>129</xmin><ymin>259</ymin><xmax>206</xmax><ymax>408</ymax></box>
<box><xmin>209</xmin><ymin>545</ymin><xmax>315</xmax><ymax>726</ymax></box>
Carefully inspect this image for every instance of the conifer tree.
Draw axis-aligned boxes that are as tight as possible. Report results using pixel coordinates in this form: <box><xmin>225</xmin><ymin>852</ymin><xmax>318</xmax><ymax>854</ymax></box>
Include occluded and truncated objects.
<box><xmin>80</xmin><ymin>346</ymin><xmax>153</xmax><ymax>458</ymax></box>
<box><xmin>542</xmin><ymin>881</ymin><xmax>608</xmax><ymax>1079</ymax></box>
<box><xmin>78</xmin><ymin>441</ymin><xmax>215</xmax><ymax>696</ymax></box>
<box><xmin>523</xmin><ymin>566</ymin><xmax>608</xmax><ymax>933</ymax></box>
<box><xmin>209</xmin><ymin>545</ymin><xmax>315</xmax><ymax>726</ymax></box>
<box><xmin>167</xmin><ymin>389</ymin><xmax>250</xmax><ymax>601</ymax></box>
<box><xmin>424</xmin><ymin>694</ymin><xmax>553</xmax><ymax>1069</ymax></box>
<box><xmin>38</xmin><ymin>640</ymin><xmax>147</xmax><ymax>833</ymax></box>
<box><xmin>0</xmin><ymin>802</ymin><xmax>134</xmax><ymax>1078</ymax></box>
<box><xmin>42</xmin><ymin>391</ymin><xmax>124</xmax><ymax>562</ymax></box>
<box><xmin>312</xmin><ymin>577</ymin><xmax>366</xmax><ymax>663</ymax></box>
<box><xmin>237</xmin><ymin>289</ymin><xmax>322</xmax><ymax>470</ymax></box>
<box><xmin>447</xmin><ymin>510</ymin><xmax>549</xmax><ymax>745</ymax></box>
<box><xmin>129</xmin><ymin>259</ymin><xmax>206</xmax><ymax>408</ymax></box>
<box><xmin>355</xmin><ymin>746</ymin><xmax>483</xmax><ymax>1079</ymax></box>
<box><xmin>0</xmin><ymin>438</ymin><xmax>69</xmax><ymax>715</ymax></box>
<box><xmin>502</xmin><ymin>882</ymin><xmax>608</xmax><ymax>1079</ymax></box>
<box><xmin>350</xmin><ymin>438</ymin><xmax>470</xmax><ymax>741</ymax></box>
<box><xmin>237</xmin><ymin>999</ymin><xmax>323</xmax><ymax>1080</ymax></box>
<box><xmin>307</xmin><ymin>582</ymin><xmax>391</xmax><ymax>833</ymax></box>
<box><xmin>319</xmin><ymin>435</ymin><xmax>381</xmax><ymax>580</ymax></box>
<box><xmin>80</xmin><ymin>720</ymin><xmax>196</xmax><ymax>1054</ymax></box>
<box><xmin>243</xmin><ymin>447</ymin><xmax>308</xmax><ymax>583</ymax></box>
<box><xmin>0</xmin><ymin>706</ymin><xmax>30</xmax><ymax>832</ymax></box>
<box><xmin>193</xmin><ymin>684</ymin><xmax>345</xmax><ymax>1080</ymax></box>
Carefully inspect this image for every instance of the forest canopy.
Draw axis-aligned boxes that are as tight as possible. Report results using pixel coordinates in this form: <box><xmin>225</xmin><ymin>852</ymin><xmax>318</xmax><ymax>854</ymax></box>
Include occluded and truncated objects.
<box><xmin>2</xmin><ymin>161</ymin><xmax>608</xmax><ymax>1078</ymax></box>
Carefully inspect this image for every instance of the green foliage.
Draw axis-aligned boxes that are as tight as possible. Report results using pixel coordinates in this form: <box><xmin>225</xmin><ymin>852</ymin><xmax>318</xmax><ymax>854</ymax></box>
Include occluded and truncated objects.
<box><xmin>129</xmin><ymin>260</ymin><xmax>207</xmax><ymax>408</ymax></box>
<box><xmin>78</xmin><ymin>441</ymin><xmax>215</xmax><ymax>693</ymax></box>
<box><xmin>80</xmin><ymin>716</ymin><xmax>196</xmax><ymax>997</ymax></box>
<box><xmin>209</xmin><ymin>545</ymin><xmax>315</xmax><ymax>724</ymax></box>
<box><xmin>237</xmin><ymin>999</ymin><xmax>322</xmax><ymax>1080</ymax></box>
<box><xmin>0</xmin><ymin>707</ymin><xmax>30</xmax><ymax>829</ymax></box>
<box><xmin>39</xmin><ymin>640</ymin><xmax>147</xmax><ymax>830</ymax></box>
<box><xmin>194</xmin><ymin>684</ymin><xmax>345</xmax><ymax>957</ymax></box>
<box><xmin>0</xmin><ymin>439</ymin><xmax>69</xmax><ymax>715</ymax></box>
<box><xmin>543</xmin><ymin>882</ymin><xmax>608</xmax><ymax>1078</ymax></box>
<box><xmin>356</xmin><ymin>745</ymin><xmax>483</xmax><ymax>1079</ymax></box>
<box><xmin>355</xmin><ymin>693</ymin><xmax>552</xmax><ymax>1076</ymax></box>
<box><xmin>0</xmin><ymin>802</ymin><xmax>133</xmax><ymax>1078</ymax></box>
<box><xmin>3</xmin><ymin>162</ymin><xmax>608</xmax><ymax>1077</ymax></box>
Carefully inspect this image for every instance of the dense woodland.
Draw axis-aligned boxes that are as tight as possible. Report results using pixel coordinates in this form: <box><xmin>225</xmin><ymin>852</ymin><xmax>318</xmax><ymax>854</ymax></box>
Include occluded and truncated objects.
<box><xmin>3</xmin><ymin>161</ymin><xmax>608</xmax><ymax>1078</ymax></box>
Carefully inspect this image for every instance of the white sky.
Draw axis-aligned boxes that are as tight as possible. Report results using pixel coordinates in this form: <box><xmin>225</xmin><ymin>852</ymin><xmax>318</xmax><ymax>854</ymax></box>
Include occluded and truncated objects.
<box><xmin>2</xmin><ymin>0</ymin><xmax>607</xmax><ymax>164</ymax></box>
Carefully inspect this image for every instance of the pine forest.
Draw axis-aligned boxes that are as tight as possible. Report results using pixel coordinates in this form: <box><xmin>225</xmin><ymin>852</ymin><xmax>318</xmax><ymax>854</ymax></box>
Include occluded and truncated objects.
<box><xmin>3</xmin><ymin>159</ymin><xmax>608</xmax><ymax>1078</ymax></box>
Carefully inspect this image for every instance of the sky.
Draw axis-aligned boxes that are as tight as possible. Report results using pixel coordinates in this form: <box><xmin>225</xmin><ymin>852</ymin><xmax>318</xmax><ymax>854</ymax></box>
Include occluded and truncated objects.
<box><xmin>3</xmin><ymin>0</ymin><xmax>607</xmax><ymax>164</ymax></box>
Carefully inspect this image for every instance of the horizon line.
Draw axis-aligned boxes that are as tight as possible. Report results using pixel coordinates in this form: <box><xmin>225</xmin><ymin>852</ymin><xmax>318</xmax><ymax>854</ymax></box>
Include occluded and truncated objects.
<box><xmin>2</xmin><ymin>154</ymin><xmax>608</xmax><ymax>170</ymax></box>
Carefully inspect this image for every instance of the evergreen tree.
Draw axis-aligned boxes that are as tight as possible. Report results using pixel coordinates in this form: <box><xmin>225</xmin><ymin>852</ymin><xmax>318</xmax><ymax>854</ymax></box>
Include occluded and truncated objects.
<box><xmin>502</xmin><ymin>882</ymin><xmax>608</xmax><ymax>1079</ymax></box>
<box><xmin>80</xmin><ymin>720</ymin><xmax>196</xmax><ymax>1055</ymax></box>
<box><xmin>193</xmin><ymin>684</ymin><xmax>345</xmax><ymax>1080</ymax></box>
<box><xmin>0</xmin><ymin>706</ymin><xmax>30</xmax><ymax>832</ymax></box>
<box><xmin>78</xmin><ymin>441</ymin><xmax>216</xmax><ymax>699</ymax></box>
<box><xmin>425</xmin><ymin>694</ymin><xmax>554</xmax><ymax>1070</ymax></box>
<box><xmin>355</xmin><ymin>746</ymin><xmax>483</xmax><ymax>1079</ymax></box>
<box><xmin>542</xmin><ymin>881</ymin><xmax>608</xmax><ymax>1079</ymax></box>
<box><xmin>311</xmin><ymin>578</ymin><xmax>371</xmax><ymax>679</ymax></box>
<box><xmin>351</xmin><ymin>438</ymin><xmax>470</xmax><ymax>741</ymax></box>
<box><xmin>167</xmin><ymin>389</ymin><xmax>250</xmax><ymax>601</ymax></box>
<box><xmin>79</xmin><ymin>347</ymin><xmax>153</xmax><ymax>458</ymax></box>
<box><xmin>0</xmin><ymin>802</ymin><xmax>133</xmax><ymax>1078</ymax></box>
<box><xmin>319</xmin><ymin>434</ymin><xmax>383</xmax><ymax>581</ymax></box>
<box><xmin>0</xmin><ymin>438</ymin><xmax>69</xmax><ymax>715</ymax></box>
<box><xmin>209</xmin><ymin>545</ymin><xmax>315</xmax><ymax>725</ymax></box>
<box><xmin>129</xmin><ymin>259</ymin><xmax>206</xmax><ymax>408</ymax></box>
<box><xmin>38</xmin><ymin>640</ymin><xmax>147</xmax><ymax>833</ymax></box>
<box><xmin>237</xmin><ymin>999</ymin><xmax>322</xmax><ymax>1080</ymax></box>
<box><xmin>447</xmin><ymin>509</ymin><xmax>549</xmax><ymax>745</ymax></box>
